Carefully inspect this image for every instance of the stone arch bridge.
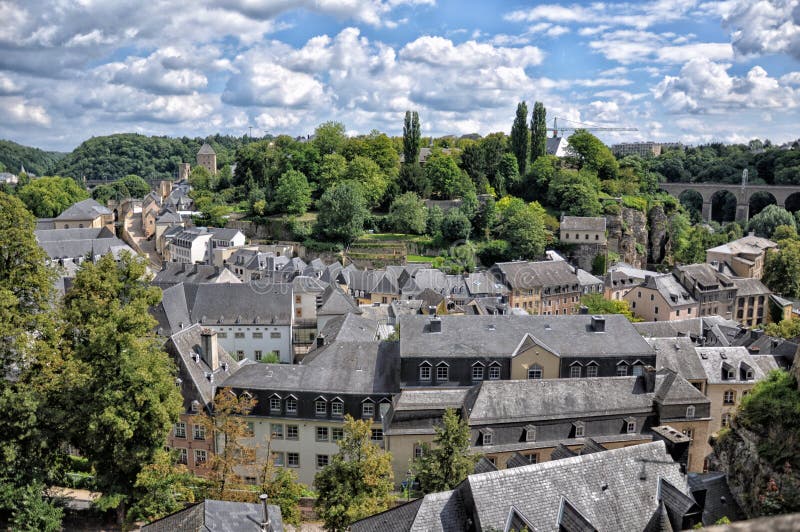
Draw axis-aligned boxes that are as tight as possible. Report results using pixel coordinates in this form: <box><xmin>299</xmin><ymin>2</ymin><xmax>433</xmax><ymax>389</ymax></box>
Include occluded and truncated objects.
<box><xmin>659</xmin><ymin>182</ymin><xmax>800</xmax><ymax>222</ymax></box>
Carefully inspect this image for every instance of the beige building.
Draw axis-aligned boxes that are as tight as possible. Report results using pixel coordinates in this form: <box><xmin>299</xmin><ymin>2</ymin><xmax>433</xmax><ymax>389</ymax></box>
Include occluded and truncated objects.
<box><xmin>706</xmin><ymin>234</ymin><xmax>778</xmax><ymax>280</ymax></box>
<box><xmin>197</xmin><ymin>143</ymin><xmax>217</xmax><ymax>175</ymax></box>
<box><xmin>178</xmin><ymin>162</ymin><xmax>191</xmax><ymax>181</ymax></box>
<box><xmin>490</xmin><ymin>261</ymin><xmax>582</xmax><ymax>315</ymax></box>
<box><xmin>626</xmin><ymin>274</ymin><xmax>699</xmax><ymax>322</ymax></box>
<box><xmin>54</xmin><ymin>198</ymin><xmax>114</xmax><ymax>230</ymax></box>
<box><xmin>732</xmin><ymin>278</ymin><xmax>772</xmax><ymax>328</ymax></box>
<box><xmin>559</xmin><ymin>216</ymin><xmax>607</xmax><ymax>245</ymax></box>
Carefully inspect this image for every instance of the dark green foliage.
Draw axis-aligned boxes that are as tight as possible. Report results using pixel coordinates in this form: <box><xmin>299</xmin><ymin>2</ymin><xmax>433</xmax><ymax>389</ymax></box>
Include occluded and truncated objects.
<box><xmin>510</xmin><ymin>101</ymin><xmax>529</xmax><ymax>176</ymax></box>
<box><xmin>426</xmin><ymin>205</ymin><xmax>444</xmax><ymax>236</ymax></box>
<box><xmin>403</xmin><ymin>111</ymin><xmax>421</xmax><ymax>166</ymax></box>
<box><xmin>8</xmin><ymin>483</ymin><xmax>63</xmax><ymax>532</ymax></box>
<box><xmin>591</xmin><ymin>253</ymin><xmax>606</xmax><ymax>275</ymax></box>
<box><xmin>494</xmin><ymin>197</ymin><xmax>549</xmax><ymax>259</ymax></box>
<box><xmin>412</xmin><ymin>409</ymin><xmax>478</xmax><ymax>493</ymax></box>
<box><xmin>0</xmin><ymin>139</ymin><xmax>65</xmax><ymax>177</ymax></box>
<box><xmin>314</xmin><ymin>182</ymin><xmax>369</xmax><ymax>246</ymax></box>
<box><xmin>477</xmin><ymin>239</ymin><xmax>511</xmax><ymax>266</ymax></box>
<box><xmin>275</xmin><ymin>169</ymin><xmax>312</xmax><ymax>215</ymax></box>
<box><xmin>580</xmin><ymin>294</ymin><xmax>638</xmax><ymax>322</ymax></box>
<box><xmin>426</xmin><ymin>153</ymin><xmax>465</xmax><ymax>199</ymax></box>
<box><xmin>747</xmin><ymin>205</ymin><xmax>797</xmax><ymax>238</ymax></box>
<box><xmin>567</xmin><ymin>130</ymin><xmax>619</xmax><ymax>181</ymax></box>
<box><xmin>441</xmin><ymin>209</ymin><xmax>471</xmax><ymax>242</ymax></box>
<box><xmin>17</xmin><ymin>176</ymin><xmax>89</xmax><ymax>217</ymax></box>
<box><xmin>547</xmin><ymin>169</ymin><xmax>602</xmax><ymax>217</ymax></box>
<box><xmin>313</xmin><ymin>122</ymin><xmax>347</xmax><ymax>156</ymax></box>
<box><xmin>127</xmin><ymin>450</ymin><xmax>200</xmax><ymax>524</ymax></box>
<box><xmin>388</xmin><ymin>192</ymin><xmax>427</xmax><ymax>234</ymax></box>
<box><xmin>763</xmin><ymin>240</ymin><xmax>800</xmax><ymax>298</ymax></box>
<box><xmin>530</xmin><ymin>101</ymin><xmax>547</xmax><ymax>161</ymax></box>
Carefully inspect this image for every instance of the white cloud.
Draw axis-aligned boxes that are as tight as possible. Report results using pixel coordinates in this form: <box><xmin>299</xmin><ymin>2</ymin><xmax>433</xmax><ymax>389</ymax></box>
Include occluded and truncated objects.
<box><xmin>0</xmin><ymin>73</ymin><xmax>22</xmax><ymax>95</ymax></box>
<box><xmin>589</xmin><ymin>29</ymin><xmax>733</xmax><ymax>64</ymax></box>
<box><xmin>723</xmin><ymin>0</ymin><xmax>800</xmax><ymax>59</ymax></box>
<box><xmin>505</xmin><ymin>1</ymin><xmax>698</xmax><ymax>30</ymax></box>
<box><xmin>0</xmin><ymin>96</ymin><xmax>51</xmax><ymax>126</ymax></box>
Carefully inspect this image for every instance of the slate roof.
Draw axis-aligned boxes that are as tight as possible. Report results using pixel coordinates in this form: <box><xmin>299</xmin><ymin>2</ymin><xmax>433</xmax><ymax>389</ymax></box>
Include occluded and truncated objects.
<box><xmin>464</xmin><ymin>271</ymin><xmax>508</xmax><ymax>296</ymax></box>
<box><xmin>156</xmin><ymin>209</ymin><xmax>183</xmax><ymax>223</ymax></box>
<box><xmin>640</xmin><ymin>274</ymin><xmax>697</xmax><ymax>308</ymax></box>
<box><xmin>152</xmin><ymin>263</ymin><xmax>241</xmax><ymax>288</ymax></box>
<box><xmin>473</xmin><ymin>457</ymin><xmax>497</xmax><ymax>474</ymax></box>
<box><xmin>209</xmin><ymin>228</ymin><xmax>244</xmax><ymax>241</ymax></box>
<box><xmin>393</xmin><ymin>388</ymin><xmax>471</xmax><ymax>412</ymax></box>
<box><xmin>35</xmin><ymin>227</ymin><xmax>114</xmax><ymax>242</ymax></box>
<box><xmin>142</xmin><ymin>499</ymin><xmax>283</xmax><ymax>532</ymax></box>
<box><xmin>707</xmin><ymin>234</ymin><xmax>777</xmax><ymax>256</ymax></box>
<box><xmin>688</xmin><ymin>472</ymin><xmax>742</xmax><ymax>526</ymax></box>
<box><xmin>221</xmin><ymin>341</ymin><xmax>399</xmax><ymax>395</ymax></box>
<box><xmin>38</xmin><ymin>236</ymin><xmax>132</xmax><ymax>260</ymax></box>
<box><xmin>350</xmin><ymin>499</ymin><xmax>424</xmax><ymax>532</ymax></box>
<box><xmin>55</xmin><ymin>198</ymin><xmax>111</xmax><ymax>221</ymax></box>
<box><xmin>197</xmin><ymin>142</ymin><xmax>216</xmax><ymax>155</ymax></box>
<box><xmin>505</xmin><ymin>452</ymin><xmax>531</xmax><ymax>468</ymax></box>
<box><xmin>648</xmin><ymin>337</ymin><xmax>708</xmax><ymax>381</ymax></box>
<box><xmin>317</xmin><ymin>284</ymin><xmax>361</xmax><ymax>316</ymax></box>
<box><xmin>399</xmin><ymin>314</ymin><xmax>655</xmax><ymax>359</ymax></box>
<box><xmin>694</xmin><ymin>346</ymin><xmax>778</xmax><ymax>385</ymax></box>
<box><xmin>310</xmin><ymin>313</ymin><xmax>379</xmax><ymax>351</ymax></box>
<box><xmin>395</xmin><ymin>441</ymin><xmax>696</xmax><ymax>532</ymax></box>
<box><xmin>152</xmin><ymin>283</ymin><xmax>192</xmax><ymax>335</ymax></box>
<box><xmin>732</xmin><ymin>277</ymin><xmax>771</xmax><ymax>297</ymax></box>
<box><xmin>188</xmin><ymin>283</ymin><xmax>292</xmax><ymax>326</ymax></box>
<box><xmin>561</xmin><ymin>216</ymin><xmax>606</xmax><ymax>232</ymax></box>
<box><xmin>576</xmin><ymin>267</ymin><xmax>604</xmax><ymax>288</ymax></box>
<box><xmin>491</xmin><ymin>260</ymin><xmax>581</xmax><ymax>290</ymax></box>
<box><xmin>675</xmin><ymin>263</ymin><xmax>735</xmax><ymax>290</ymax></box>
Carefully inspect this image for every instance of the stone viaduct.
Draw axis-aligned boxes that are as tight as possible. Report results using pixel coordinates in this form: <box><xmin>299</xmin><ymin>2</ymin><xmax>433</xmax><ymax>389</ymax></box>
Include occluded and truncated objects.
<box><xmin>659</xmin><ymin>182</ymin><xmax>800</xmax><ymax>222</ymax></box>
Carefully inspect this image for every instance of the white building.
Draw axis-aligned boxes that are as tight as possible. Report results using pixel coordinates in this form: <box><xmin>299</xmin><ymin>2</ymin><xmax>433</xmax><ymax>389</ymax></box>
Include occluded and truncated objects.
<box><xmin>167</xmin><ymin>227</ymin><xmax>245</xmax><ymax>264</ymax></box>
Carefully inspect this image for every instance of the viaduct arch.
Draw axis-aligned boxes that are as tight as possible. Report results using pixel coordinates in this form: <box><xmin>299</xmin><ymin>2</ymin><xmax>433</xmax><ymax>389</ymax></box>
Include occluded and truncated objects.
<box><xmin>659</xmin><ymin>182</ymin><xmax>800</xmax><ymax>222</ymax></box>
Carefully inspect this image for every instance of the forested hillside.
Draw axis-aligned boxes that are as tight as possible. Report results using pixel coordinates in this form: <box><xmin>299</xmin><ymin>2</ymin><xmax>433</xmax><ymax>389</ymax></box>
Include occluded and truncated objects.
<box><xmin>0</xmin><ymin>140</ymin><xmax>65</xmax><ymax>176</ymax></box>
<box><xmin>50</xmin><ymin>133</ymin><xmax>251</xmax><ymax>182</ymax></box>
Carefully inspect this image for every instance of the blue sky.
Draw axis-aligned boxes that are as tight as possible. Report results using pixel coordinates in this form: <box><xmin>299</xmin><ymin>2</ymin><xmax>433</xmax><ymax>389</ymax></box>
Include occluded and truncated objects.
<box><xmin>1</xmin><ymin>0</ymin><xmax>799</xmax><ymax>151</ymax></box>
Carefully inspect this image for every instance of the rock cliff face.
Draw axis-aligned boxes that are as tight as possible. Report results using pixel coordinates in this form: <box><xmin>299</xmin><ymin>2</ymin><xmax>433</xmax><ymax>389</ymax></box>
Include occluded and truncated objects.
<box><xmin>648</xmin><ymin>205</ymin><xmax>670</xmax><ymax>265</ymax></box>
<box><xmin>605</xmin><ymin>206</ymin><xmax>648</xmax><ymax>268</ymax></box>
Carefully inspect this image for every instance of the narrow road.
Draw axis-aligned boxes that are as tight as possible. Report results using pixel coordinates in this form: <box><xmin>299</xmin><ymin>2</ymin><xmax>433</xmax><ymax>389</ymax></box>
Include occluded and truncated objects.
<box><xmin>124</xmin><ymin>211</ymin><xmax>162</xmax><ymax>269</ymax></box>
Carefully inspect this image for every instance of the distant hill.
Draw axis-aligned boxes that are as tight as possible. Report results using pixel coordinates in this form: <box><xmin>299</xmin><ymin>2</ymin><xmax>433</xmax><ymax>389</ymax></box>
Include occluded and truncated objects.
<box><xmin>0</xmin><ymin>139</ymin><xmax>66</xmax><ymax>176</ymax></box>
<box><xmin>53</xmin><ymin>133</ymin><xmax>247</xmax><ymax>182</ymax></box>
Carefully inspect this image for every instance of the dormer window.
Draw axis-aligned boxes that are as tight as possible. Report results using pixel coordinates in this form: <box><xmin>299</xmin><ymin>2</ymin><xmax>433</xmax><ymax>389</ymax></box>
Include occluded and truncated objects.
<box><xmin>269</xmin><ymin>395</ymin><xmax>281</xmax><ymax>413</ymax></box>
<box><xmin>362</xmin><ymin>400</ymin><xmax>375</xmax><ymax>419</ymax></box>
<box><xmin>745</xmin><ymin>369</ymin><xmax>754</xmax><ymax>380</ymax></box>
<box><xmin>436</xmin><ymin>362</ymin><xmax>449</xmax><ymax>382</ymax></box>
<box><xmin>569</xmin><ymin>362</ymin><xmax>582</xmax><ymax>379</ymax></box>
<box><xmin>315</xmin><ymin>397</ymin><xmax>327</xmax><ymax>417</ymax></box>
<box><xmin>488</xmin><ymin>362</ymin><xmax>501</xmax><ymax>380</ymax></box>
<box><xmin>723</xmin><ymin>364</ymin><xmax>735</xmax><ymax>380</ymax></box>
<box><xmin>616</xmin><ymin>361</ymin><xmax>629</xmax><ymax>377</ymax></box>
<box><xmin>481</xmin><ymin>429</ymin><xmax>494</xmax><ymax>446</ymax></box>
<box><xmin>574</xmin><ymin>422</ymin><xmax>585</xmax><ymax>438</ymax></box>
<box><xmin>525</xmin><ymin>425</ymin><xmax>536</xmax><ymax>442</ymax></box>
<box><xmin>527</xmin><ymin>365</ymin><xmax>543</xmax><ymax>380</ymax></box>
<box><xmin>586</xmin><ymin>361</ymin><xmax>598</xmax><ymax>378</ymax></box>
<box><xmin>419</xmin><ymin>361</ymin><xmax>432</xmax><ymax>381</ymax></box>
<box><xmin>625</xmin><ymin>418</ymin><xmax>637</xmax><ymax>434</ymax></box>
<box><xmin>331</xmin><ymin>398</ymin><xmax>344</xmax><ymax>417</ymax></box>
<box><xmin>686</xmin><ymin>405</ymin><xmax>696</xmax><ymax>418</ymax></box>
<box><xmin>472</xmin><ymin>362</ymin><xmax>485</xmax><ymax>381</ymax></box>
<box><xmin>285</xmin><ymin>396</ymin><xmax>297</xmax><ymax>414</ymax></box>
<box><xmin>191</xmin><ymin>400</ymin><xmax>200</xmax><ymax>413</ymax></box>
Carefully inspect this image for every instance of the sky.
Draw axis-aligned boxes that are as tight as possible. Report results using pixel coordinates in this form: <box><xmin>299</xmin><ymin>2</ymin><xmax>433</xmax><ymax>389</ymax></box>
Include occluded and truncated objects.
<box><xmin>1</xmin><ymin>0</ymin><xmax>799</xmax><ymax>152</ymax></box>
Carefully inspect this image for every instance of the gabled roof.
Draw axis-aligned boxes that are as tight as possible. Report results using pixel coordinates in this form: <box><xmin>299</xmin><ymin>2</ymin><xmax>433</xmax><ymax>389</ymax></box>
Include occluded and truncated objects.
<box><xmin>732</xmin><ymin>277</ymin><xmax>771</xmax><ymax>297</ymax></box>
<box><xmin>152</xmin><ymin>263</ymin><xmax>241</xmax><ymax>288</ymax></box>
<box><xmin>640</xmin><ymin>274</ymin><xmax>697</xmax><ymax>308</ymax></box>
<box><xmin>694</xmin><ymin>347</ymin><xmax>778</xmax><ymax>384</ymax></box>
<box><xmin>142</xmin><ymin>498</ymin><xmax>283</xmax><ymax>532</ymax></box>
<box><xmin>648</xmin><ymin>337</ymin><xmax>708</xmax><ymax>381</ymax></box>
<box><xmin>55</xmin><ymin>198</ymin><xmax>111</xmax><ymax>221</ymax></box>
<box><xmin>491</xmin><ymin>260</ymin><xmax>581</xmax><ymax>290</ymax></box>
<box><xmin>561</xmin><ymin>216</ymin><xmax>606</xmax><ymax>232</ymax></box>
<box><xmin>317</xmin><ymin>284</ymin><xmax>361</xmax><ymax>316</ymax></box>
<box><xmin>197</xmin><ymin>142</ymin><xmax>216</xmax><ymax>155</ymax></box>
<box><xmin>188</xmin><ymin>283</ymin><xmax>292</xmax><ymax>326</ymax></box>
<box><xmin>35</xmin><ymin>227</ymin><xmax>114</xmax><ymax>242</ymax></box>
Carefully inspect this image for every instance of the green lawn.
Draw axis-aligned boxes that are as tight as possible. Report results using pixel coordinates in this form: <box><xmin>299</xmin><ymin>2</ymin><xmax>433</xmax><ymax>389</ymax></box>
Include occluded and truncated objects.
<box><xmin>358</xmin><ymin>232</ymin><xmax>431</xmax><ymax>244</ymax></box>
<box><xmin>406</xmin><ymin>254</ymin><xmax>436</xmax><ymax>263</ymax></box>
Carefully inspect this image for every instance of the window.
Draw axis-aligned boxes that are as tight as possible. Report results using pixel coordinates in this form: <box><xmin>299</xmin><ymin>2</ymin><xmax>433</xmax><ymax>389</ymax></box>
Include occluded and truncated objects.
<box><xmin>481</xmin><ymin>431</ymin><xmax>493</xmax><ymax>445</ymax></box>
<box><xmin>489</xmin><ymin>365</ymin><xmax>501</xmax><ymax>380</ymax></box>
<box><xmin>574</xmin><ymin>423</ymin><xmax>585</xmax><ymax>438</ymax></box>
<box><xmin>234</xmin><ymin>332</ymin><xmax>245</xmax><ymax>339</ymax></box>
<box><xmin>191</xmin><ymin>400</ymin><xmax>200</xmax><ymax>413</ymax></box>
<box><xmin>217</xmin><ymin>332</ymin><xmax>227</xmax><ymax>338</ymax></box>
<box><xmin>654</xmin><ymin>306</ymin><xmax>659</xmax><ymax>315</ymax></box>
<box><xmin>686</xmin><ymin>405</ymin><xmax>696</xmax><ymax>418</ymax></box>
<box><xmin>252</xmin><ymin>332</ymin><xmax>263</xmax><ymax>339</ymax></box>
<box><xmin>332</xmin><ymin>401</ymin><xmax>344</xmax><ymax>417</ymax></box>
<box><xmin>315</xmin><ymin>400</ymin><xmax>327</xmax><ymax>416</ymax></box>
<box><xmin>236</xmin><ymin>350</ymin><xmax>244</xmax><ymax>361</ymax></box>
<box><xmin>174</xmin><ymin>422</ymin><xmax>186</xmax><ymax>438</ymax></box>
<box><xmin>295</xmin><ymin>296</ymin><xmax>302</xmax><ymax>304</ymax></box>
<box><xmin>419</xmin><ymin>364</ymin><xmax>432</xmax><ymax>381</ymax></box>
<box><xmin>436</xmin><ymin>364</ymin><xmax>449</xmax><ymax>381</ymax></box>
<box><xmin>269</xmin><ymin>396</ymin><xmax>281</xmax><ymax>413</ymax></box>
<box><xmin>286</xmin><ymin>425</ymin><xmax>299</xmax><ymax>440</ymax></box>
<box><xmin>362</xmin><ymin>402</ymin><xmax>375</xmax><ymax>418</ymax></box>
<box><xmin>723</xmin><ymin>390</ymin><xmax>736</xmax><ymax>405</ymax></box>
<box><xmin>586</xmin><ymin>364</ymin><xmax>598</xmax><ymax>378</ymax></box>
<box><xmin>682</xmin><ymin>428</ymin><xmax>694</xmax><ymax>439</ymax></box>
<box><xmin>193</xmin><ymin>424</ymin><xmax>205</xmax><ymax>440</ymax></box>
<box><xmin>316</xmin><ymin>455</ymin><xmax>329</xmax><ymax>468</ymax></box>
<box><xmin>296</xmin><ymin>308</ymin><xmax>303</xmax><ymax>317</ymax></box>
<box><xmin>472</xmin><ymin>364</ymin><xmax>484</xmax><ymax>381</ymax></box>
<box><xmin>255</xmin><ymin>350</ymin><xmax>263</xmax><ymax>361</ymax></box>
<box><xmin>632</xmin><ymin>364</ymin><xmax>644</xmax><ymax>376</ymax></box>
<box><xmin>721</xmin><ymin>413</ymin><xmax>731</xmax><ymax>428</ymax></box>
<box><xmin>271</xmin><ymin>423</ymin><xmax>283</xmax><ymax>440</ymax></box>
<box><xmin>527</xmin><ymin>365</ymin><xmax>542</xmax><ymax>380</ymax></box>
<box><xmin>316</xmin><ymin>426</ymin><xmax>329</xmax><ymax>442</ymax></box>
<box><xmin>524</xmin><ymin>453</ymin><xmax>538</xmax><ymax>464</ymax></box>
<box><xmin>287</xmin><ymin>452</ymin><xmax>299</xmax><ymax>467</ymax></box>
<box><xmin>627</xmin><ymin>421</ymin><xmax>637</xmax><ymax>434</ymax></box>
<box><xmin>525</xmin><ymin>425</ymin><xmax>536</xmax><ymax>442</ymax></box>
<box><xmin>371</xmin><ymin>429</ymin><xmax>384</xmax><ymax>442</ymax></box>
<box><xmin>745</xmin><ymin>369</ymin><xmax>754</xmax><ymax>380</ymax></box>
<box><xmin>194</xmin><ymin>449</ymin><xmax>207</xmax><ymax>465</ymax></box>
<box><xmin>177</xmin><ymin>448</ymin><xmax>188</xmax><ymax>464</ymax></box>
<box><xmin>270</xmin><ymin>332</ymin><xmax>281</xmax><ymax>339</ymax></box>
<box><xmin>245</xmin><ymin>422</ymin><xmax>254</xmax><ymax>437</ymax></box>
<box><xmin>616</xmin><ymin>364</ymin><xmax>629</xmax><ymax>377</ymax></box>
<box><xmin>332</xmin><ymin>428</ymin><xmax>344</xmax><ymax>442</ymax></box>
<box><xmin>570</xmin><ymin>365</ymin><xmax>581</xmax><ymax>378</ymax></box>
<box><xmin>725</xmin><ymin>367</ymin><xmax>735</xmax><ymax>380</ymax></box>
<box><xmin>286</xmin><ymin>397</ymin><xmax>297</xmax><ymax>414</ymax></box>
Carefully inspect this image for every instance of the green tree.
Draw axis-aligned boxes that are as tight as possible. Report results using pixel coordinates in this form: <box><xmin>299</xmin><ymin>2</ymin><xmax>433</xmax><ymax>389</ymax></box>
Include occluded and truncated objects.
<box><xmin>523</xmin><ymin>154</ymin><xmax>558</xmax><ymax>200</ymax></box>
<box><xmin>9</xmin><ymin>483</ymin><xmax>63</xmax><ymax>532</ymax></box>
<box><xmin>566</xmin><ymin>130</ymin><xmax>619</xmax><ymax>180</ymax></box>
<box><xmin>63</xmin><ymin>253</ymin><xmax>183</xmax><ymax>522</ymax></box>
<box><xmin>510</xmin><ymin>101</ymin><xmax>530</xmax><ymax>177</ymax></box>
<box><xmin>530</xmin><ymin>101</ymin><xmax>547</xmax><ymax>161</ymax></box>
<box><xmin>498</xmin><ymin>153</ymin><xmax>521</xmax><ymax>196</ymax></box>
<box><xmin>412</xmin><ymin>409</ymin><xmax>477</xmax><ymax>493</ymax></box>
<box><xmin>347</xmin><ymin>156</ymin><xmax>387</xmax><ymax>208</ymax></box>
<box><xmin>313</xmin><ymin>121</ymin><xmax>347</xmax><ymax>156</ymax></box>
<box><xmin>548</xmin><ymin>169</ymin><xmax>602</xmax><ymax>216</ymax></box>
<box><xmin>403</xmin><ymin>111</ymin><xmax>421</xmax><ymax>166</ymax></box>
<box><xmin>388</xmin><ymin>192</ymin><xmax>427</xmax><ymax>234</ymax></box>
<box><xmin>315</xmin><ymin>182</ymin><xmax>369</xmax><ymax>246</ymax></box>
<box><xmin>275</xmin><ymin>169</ymin><xmax>312</xmax><ymax>215</ymax></box>
<box><xmin>747</xmin><ymin>205</ymin><xmax>797</xmax><ymax>238</ymax></box>
<box><xmin>118</xmin><ymin>174</ymin><xmax>151</xmax><ymax>198</ymax></box>
<box><xmin>494</xmin><ymin>197</ymin><xmax>549</xmax><ymax>259</ymax></box>
<box><xmin>319</xmin><ymin>153</ymin><xmax>349</xmax><ymax>189</ymax></box>
<box><xmin>127</xmin><ymin>450</ymin><xmax>199</xmax><ymax>524</ymax></box>
<box><xmin>314</xmin><ymin>416</ymin><xmax>394</xmax><ymax>531</ymax></box>
<box><xmin>477</xmin><ymin>239</ymin><xmax>511</xmax><ymax>266</ymax></box>
<box><xmin>764</xmin><ymin>319</ymin><xmax>800</xmax><ymax>340</ymax></box>
<box><xmin>580</xmin><ymin>294</ymin><xmax>639</xmax><ymax>322</ymax></box>
<box><xmin>772</xmin><ymin>224</ymin><xmax>798</xmax><ymax>242</ymax></box>
<box><xmin>763</xmin><ymin>241</ymin><xmax>800</xmax><ymax>298</ymax></box>
<box><xmin>441</xmin><ymin>209</ymin><xmax>472</xmax><ymax>242</ymax></box>
<box><xmin>260</xmin><ymin>439</ymin><xmax>304</xmax><ymax>528</ymax></box>
<box><xmin>425</xmin><ymin>153</ymin><xmax>463</xmax><ymax>199</ymax></box>
<box><xmin>189</xmin><ymin>165</ymin><xmax>213</xmax><ymax>191</ymax></box>
<box><xmin>17</xmin><ymin>176</ymin><xmax>89</xmax><ymax>217</ymax></box>
<box><xmin>398</xmin><ymin>160</ymin><xmax>429</xmax><ymax>197</ymax></box>
<box><xmin>426</xmin><ymin>205</ymin><xmax>444</xmax><ymax>236</ymax></box>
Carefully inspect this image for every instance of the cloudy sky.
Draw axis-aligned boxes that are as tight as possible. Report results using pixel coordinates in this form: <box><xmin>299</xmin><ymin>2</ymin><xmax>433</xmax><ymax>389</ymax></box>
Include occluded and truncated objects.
<box><xmin>1</xmin><ymin>0</ymin><xmax>799</xmax><ymax>151</ymax></box>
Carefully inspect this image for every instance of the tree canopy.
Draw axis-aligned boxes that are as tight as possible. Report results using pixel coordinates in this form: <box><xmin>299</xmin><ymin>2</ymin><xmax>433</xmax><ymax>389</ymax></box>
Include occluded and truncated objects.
<box><xmin>388</xmin><ymin>192</ymin><xmax>427</xmax><ymax>234</ymax></box>
<box><xmin>314</xmin><ymin>182</ymin><xmax>369</xmax><ymax>246</ymax></box>
<box><xmin>412</xmin><ymin>408</ymin><xmax>477</xmax><ymax>493</ymax></box>
<box><xmin>17</xmin><ymin>176</ymin><xmax>89</xmax><ymax>217</ymax></box>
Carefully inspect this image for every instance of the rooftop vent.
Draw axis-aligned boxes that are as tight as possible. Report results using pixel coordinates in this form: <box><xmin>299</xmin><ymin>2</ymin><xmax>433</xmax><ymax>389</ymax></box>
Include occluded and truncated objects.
<box><xmin>720</xmin><ymin>352</ymin><xmax>728</xmax><ymax>360</ymax></box>
<box><xmin>591</xmin><ymin>315</ymin><xmax>606</xmax><ymax>333</ymax></box>
<box><xmin>488</xmin><ymin>324</ymin><xmax>496</xmax><ymax>331</ymax></box>
<box><xmin>700</xmin><ymin>352</ymin><xmax>708</xmax><ymax>359</ymax></box>
<box><xmin>428</xmin><ymin>317</ymin><xmax>442</xmax><ymax>333</ymax></box>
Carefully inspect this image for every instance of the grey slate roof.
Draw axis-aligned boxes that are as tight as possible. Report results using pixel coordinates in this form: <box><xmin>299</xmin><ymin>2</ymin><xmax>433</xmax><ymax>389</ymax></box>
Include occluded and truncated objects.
<box><xmin>648</xmin><ymin>337</ymin><xmax>708</xmax><ymax>381</ymax></box>
<box><xmin>688</xmin><ymin>472</ymin><xmax>742</xmax><ymax>526</ymax></box>
<box><xmin>393</xmin><ymin>388</ymin><xmax>470</xmax><ymax>412</ymax></box>
<box><xmin>732</xmin><ymin>277</ymin><xmax>771</xmax><ymax>297</ymax></box>
<box><xmin>188</xmin><ymin>283</ymin><xmax>292</xmax><ymax>326</ymax></box>
<box><xmin>350</xmin><ymin>499</ymin><xmax>424</xmax><ymax>532</ymax></box>
<box><xmin>317</xmin><ymin>284</ymin><xmax>361</xmax><ymax>316</ymax></box>
<box><xmin>55</xmin><ymin>198</ymin><xmax>111</xmax><ymax>220</ymax></box>
<box><xmin>221</xmin><ymin>341</ymin><xmax>399</xmax><ymax>395</ymax></box>
<box><xmin>675</xmin><ymin>263</ymin><xmax>735</xmax><ymax>290</ymax></box>
<box><xmin>152</xmin><ymin>263</ymin><xmax>241</xmax><ymax>288</ymax></box>
<box><xmin>35</xmin><ymin>227</ymin><xmax>114</xmax><ymax>242</ymax></box>
<box><xmin>409</xmin><ymin>490</ymin><xmax>468</xmax><ymax>532</ymax></box>
<box><xmin>153</xmin><ymin>283</ymin><xmax>192</xmax><ymax>335</ymax></box>
<box><xmin>198</xmin><ymin>142</ymin><xmax>216</xmax><ymax>155</ymax></box>
<box><xmin>142</xmin><ymin>499</ymin><xmax>282</xmax><ymax>532</ymax></box>
<box><xmin>561</xmin><ymin>216</ymin><xmax>606</xmax><ymax>232</ymax></box>
<box><xmin>38</xmin><ymin>236</ymin><xmax>132</xmax><ymax>260</ymax></box>
<box><xmin>472</xmin><ymin>457</ymin><xmax>497</xmax><ymax>474</ymax></box>
<box><xmin>694</xmin><ymin>347</ymin><xmax>777</xmax><ymax>384</ymax></box>
<box><xmin>491</xmin><ymin>260</ymin><xmax>580</xmax><ymax>290</ymax></box>
<box><xmin>640</xmin><ymin>274</ymin><xmax>697</xmax><ymax>308</ymax></box>
<box><xmin>399</xmin><ymin>314</ymin><xmax>655</xmax><ymax>359</ymax></box>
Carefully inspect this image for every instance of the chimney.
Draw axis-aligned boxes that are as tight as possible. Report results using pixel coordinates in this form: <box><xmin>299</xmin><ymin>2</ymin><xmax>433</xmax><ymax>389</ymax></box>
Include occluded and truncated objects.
<box><xmin>429</xmin><ymin>317</ymin><xmax>442</xmax><ymax>333</ymax></box>
<box><xmin>642</xmin><ymin>365</ymin><xmax>657</xmax><ymax>393</ymax></box>
<box><xmin>579</xmin><ymin>305</ymin><xmax>589</xmax><ymax>315</ymax></box>
<box><xmin>180</xmin><ymin>262</ymin><xmax>186</xmax><ymax>273</ymax></box>
<box><xmin>200</xmin><ymin>328</ymin><xmax>219</xmax><ymax>371</ymax></box>
<box><xmin>259</xmin><ymin>494</ymin><xmax>271</xmax><ymax>532</ymax></box>
<box><xmin>317</xmin><ymin>334</ymin><xmax>326</xmax><ymax>348</ymax></box>
<box><xmin>717</xmin><ymin>261</ymin><xmax>724</xmax><ymax>273</ymax></box>
<box><xmin>591</xmin><ymin>315</ymin><xmax>605</xmax><ymax>333</ymax></box>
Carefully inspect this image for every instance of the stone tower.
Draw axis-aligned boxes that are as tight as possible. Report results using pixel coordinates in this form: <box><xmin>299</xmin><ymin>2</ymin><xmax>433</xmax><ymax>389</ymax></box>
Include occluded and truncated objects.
<box><xmin>178</xmin><ymin>163</ymin><xmax>191</xmax><ymax>181</ymax></box>
<box><xmin>197</xmin><ymin>143</ymin><xmax>217</xmax><ymax>175</ymax></box>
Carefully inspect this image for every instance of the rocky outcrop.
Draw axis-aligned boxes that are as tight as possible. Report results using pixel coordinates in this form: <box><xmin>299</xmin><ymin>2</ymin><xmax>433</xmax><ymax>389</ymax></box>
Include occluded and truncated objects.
<box><xmin>648</xmin><ymin>205</ymin><xmax>669</xmax><ymax>265</ymax></box>
<box><xmin>606</xmin><ymin>206</ymin><xmax>648</xmax><ymax>268</ymax></box>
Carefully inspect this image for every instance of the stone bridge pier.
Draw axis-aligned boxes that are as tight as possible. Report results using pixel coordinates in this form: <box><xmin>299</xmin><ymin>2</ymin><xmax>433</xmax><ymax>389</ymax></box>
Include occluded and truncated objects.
<box><xmin>660</xmin><ymin>182</ymin><xmax>800</xmax><ymax>223</ymax></box>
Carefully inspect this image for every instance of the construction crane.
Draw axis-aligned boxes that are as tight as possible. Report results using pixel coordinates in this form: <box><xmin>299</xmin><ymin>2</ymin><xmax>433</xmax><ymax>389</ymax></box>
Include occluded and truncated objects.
<box><xmin>550</xmin><ymin>117</ymin><xmax>638</xmax><ymax>137</ymax></box>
